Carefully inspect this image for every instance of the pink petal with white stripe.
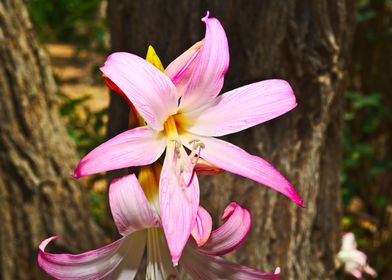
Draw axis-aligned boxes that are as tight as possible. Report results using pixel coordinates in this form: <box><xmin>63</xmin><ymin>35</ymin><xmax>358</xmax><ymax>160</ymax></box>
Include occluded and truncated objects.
<box><xmin>74</xmin><ymin>126</ymin><xmax>165</xmax><ymax>178</ymax></box>
<box><xmin>165</xmin><ymin>41</ymin><xmax>203</xmax><ymax>99</ymax></box>
<box><xmin>146</xmin><ymin>228</ymin><xmax>180</xmax><ymax>279</ymax></box>
<box><xmin>181</xmin><ymin>245</ymin><xmax>280</xmax><ymax>280</ymax></box>
<box><xmin>109</xmin><ymin>174</ymin><xmax>160</xmax><ymax>236</ymax></box>
<box><xmin>182</xmin><ymin>134</ymin><xmax>304</xmax><ymax>207</ymax></box>
<box><xmin>38</xmin><ymin>232</ymin><xmax>146</xmax><ymax>280</ymax></box>
<box><xmin>185</xmin><ymin>79</ymin><xmax>297</xmax><ymax>137</ymax></box>
<box><xmin>179</xmin><ymin>12</ymin><xmax>229</xmax><ymax>112</ymax></box>
<box><xmin>191</xmin><ymin>206</ymin><xmax>212</xmax><ymax>247</ymax></box>
<box><xmin>100</xmin><ymin>52</ymin><xmax>178</xmax><ymax>130</ymax></box>
<box><xmin>159</xmin><ymin>146</ymin><xmax>200</xmax><ymax>265</ymax></box>
<box><xmin>199</xmin><ymin>202</ymin><xmax>251</xmax><ymax>256</ymax></box>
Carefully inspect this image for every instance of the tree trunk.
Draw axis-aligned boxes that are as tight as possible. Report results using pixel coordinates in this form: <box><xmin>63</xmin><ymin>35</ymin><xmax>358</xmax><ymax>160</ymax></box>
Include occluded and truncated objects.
<box><xmin>0</xmin><ymin>1</ymin><xmax>104</xmax><ymax>279</ymax></box>
<box><xmin>107</xmin><ymin>0</ymin><xmax>355</xmax><ymax>279</ymax></box>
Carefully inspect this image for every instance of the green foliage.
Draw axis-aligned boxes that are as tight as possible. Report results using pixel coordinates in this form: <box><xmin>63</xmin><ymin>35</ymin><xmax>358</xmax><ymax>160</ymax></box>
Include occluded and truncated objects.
<box><xmin>342</xmin><ymin>91</ymin><xmax>391</xmax><ymax>204</ymax></box>
<box><xmin>342</xmin><ymin>2</ymin><xmax>392</xmax><ymax>277</ymax></box>
<box><xmin>59</xmin><ymin>92</ymin><xmax>107</xmax><ymax>157</ymax></box>
<box><xmin>29</xmin><ymin>0</ymin><xmax>107</xmax><ymax>53</ymax></box>
<box><xmin>88</xmin><ymin>189</ymin><xmax>110</xmax><ymax>230</ymax></box>
<box><xmin>58</xmin><ymin>90</ymin><xmax>109</xmax><ymax>228</ymax></box>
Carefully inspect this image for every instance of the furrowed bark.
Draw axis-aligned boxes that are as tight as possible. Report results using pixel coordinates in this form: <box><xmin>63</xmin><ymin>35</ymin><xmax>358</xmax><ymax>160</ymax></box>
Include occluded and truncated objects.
<box><xmin>0</xmin><ymin>0</ymin><xmax>104</xmax><ymax>279</ymax></box>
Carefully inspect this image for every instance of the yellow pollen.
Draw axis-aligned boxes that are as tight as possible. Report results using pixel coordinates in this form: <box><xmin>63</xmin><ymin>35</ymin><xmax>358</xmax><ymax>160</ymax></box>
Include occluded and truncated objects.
<box><xmin>163</xmin><ymin>115</ymin><xmax>178</xmax><ymax>139</ymax></box>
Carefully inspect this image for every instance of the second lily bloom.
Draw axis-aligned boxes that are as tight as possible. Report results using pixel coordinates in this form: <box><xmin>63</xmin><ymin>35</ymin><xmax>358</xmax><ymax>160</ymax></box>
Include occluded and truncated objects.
<box><xmin>39</xmin><ymin>166</ymin><xmax>280</xmax><ymax>279</ymax></box>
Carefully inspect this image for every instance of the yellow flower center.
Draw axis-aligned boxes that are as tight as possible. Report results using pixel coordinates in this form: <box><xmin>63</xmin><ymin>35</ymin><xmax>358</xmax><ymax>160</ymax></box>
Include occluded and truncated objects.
<box><xmin>163</xmin><ymin>115</ymin><xmax>179</xmax><ymax>139</ymax></box>
<box><xmin>139</xmin><ymin>165</ymin><xmax>160</xmax><ymax>214</ymax></box>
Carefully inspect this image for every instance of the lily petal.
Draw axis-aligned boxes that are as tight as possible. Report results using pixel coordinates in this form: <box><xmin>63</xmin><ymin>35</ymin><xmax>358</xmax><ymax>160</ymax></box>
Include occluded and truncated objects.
<box><xmin>165</xmin><ymin>41</ymin><xmax>203</xmax><ymax>99</ymax></box>
<box><xmin>109</xmin><ymin>174</ymin><xmax>160</xmax><ymax>236</ymax></box>
<box><xmin>181</xmin><ymin>245</ymin><xmax>280</xmax><ymax>280</ymax></box>
<box><xmin>341</xmin><ymin>232</ymin><xmax>358</xmax><ymax>251</ymax></box>
<box><xmin>146</xmin><ymin>228</ymin><xmax>180</xmax><ymax>279</ymax></box>
<box><xmin>74</xmin><ymin>127</ymin><xmax>165</xmax><ymax>178</ymax></box>
<box><xmin>100</xmin><ymin>52</ymin><xmax>178</xmax><ymax>131</ymax></box>
<box><xmin>199</xmin><ymin>202</ymin><xmax>251</xmax><ymax>256</ymax></box>
<box><xmin>179</xmin><ymin>13</ymin><xmax>229</xmax><ymax>112</ymax></box>
<box><xmin>159</xmin><ymin>146</ymin><xmax>200</xmax><ymax>265</ymax></box>
<box><xmin>363</xmin><ymin>265</ymin><xmax>377</xmax><ymax>278</ymax></box>
<box><xmin>182</xmin><ymin>134</ymin><xmax>304</xmax><ymax>207</ymax></box>
<box><xmin>38</xmin><ymin>232</ymin><xmax>146</xmax><ymax>280</ymax></box>
<box><xmin>195</xmin><ymin>158</ymin><xmax>224</xmax><ymax>176</ymax></box>
<box><xmin>191</xmin><ymin>206</ymin><xmax>213</xmax><ymax>247</ymax></box>
<box><xmin>185</xmin><ymin>80</ymin><xmax>297</xmax><ymax>137</ymax></box>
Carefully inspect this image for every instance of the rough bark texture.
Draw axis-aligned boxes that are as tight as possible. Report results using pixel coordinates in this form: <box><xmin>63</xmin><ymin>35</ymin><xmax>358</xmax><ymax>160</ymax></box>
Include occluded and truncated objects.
<box><xmin>0</xmin><ymin>1</ymin><xmax>104</xmax><ymax>279</ymax></box>
<box><xmin>107</xmin><ymin>0</ymin><xmax>356</xmax><ymax>279</ymax></box>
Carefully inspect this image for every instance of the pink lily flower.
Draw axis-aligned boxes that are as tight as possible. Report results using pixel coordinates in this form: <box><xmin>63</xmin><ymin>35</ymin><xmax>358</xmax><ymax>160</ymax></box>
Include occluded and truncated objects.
<box><xmin>39</xmin><ymin>169</ymin><xmax>280</xmax><ymax>279</ymax></box>
<box><xmin>337</xmin><ymin>232</ymin><xmax>377</xmax><ymax>279</ymax></box>
<box><xmin>73</xmin><ymin>12</ymin><xmax>303</xmax><ymax>263</ymax></box>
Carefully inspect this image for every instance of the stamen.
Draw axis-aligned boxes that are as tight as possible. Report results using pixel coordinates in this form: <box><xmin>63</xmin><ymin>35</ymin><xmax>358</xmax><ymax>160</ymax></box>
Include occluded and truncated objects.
<box><xmin>186</xmin><ymin>145</ymin><xmax>202</xmax><ymax>188</ymax></box>
<box><xmin>186</xmin><ymin>138</ymin><xmax>205</xmax><ymax>187</ymax></box>
<box><xmin>188</xmin><ymin>139</ymin><xmax>205</xmax><ymax>163</ymax></box>
<box><xmin>169</xmin><ymin>137</ymin><xmax>207</xmax><ymax>188</ymax></box>
<box><xmin>170</xmin><ymin>137</ymin><xmax>182</xmax><ymax>159</ymax></box>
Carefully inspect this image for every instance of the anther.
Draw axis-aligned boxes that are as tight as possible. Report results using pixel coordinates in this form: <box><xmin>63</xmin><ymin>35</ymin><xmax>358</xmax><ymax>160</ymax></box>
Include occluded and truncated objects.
<box><xmin>170</xmin><ymin>137</ymin><xmax>183</xmax><ymax>159</ymax></box>
<box><xmin>171</xmin><ymin>137</ymin><xmax>182</xmax><ymax>149</ymax></box>
<box><xmin>188</xmin><ymin>139</ymin><xmax>201</xmax><ymax>145</ymax></box>
<box><xmin>188</xmin><ymin>138</ymin><xmax>205</xmax><ymax>162</ymax></box>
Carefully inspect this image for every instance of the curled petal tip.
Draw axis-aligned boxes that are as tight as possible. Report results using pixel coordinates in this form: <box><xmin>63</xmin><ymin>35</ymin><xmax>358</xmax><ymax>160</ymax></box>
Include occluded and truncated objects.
<box><xmin>274</xmin><ymin>267</ymin><xmax>281</xmax><ymax>275</ymax></box>
<box><xmin>202</xmin><ymin>11</ymin><xmax>210</xmax><ymax>22</ymax></box>
<box><xmin>73</xmin><ymin>163</ymin><xmax>85</xmax><ymax>178</ymax></box>
<box><xmin>72</xmin><ymin>169</ymin><xmax>81</xmax><ymax>179</ymax></box>
<box><xmin>38</xmin><ymin>236</ymin><xmax>59</xmax><ymax>252</ymax></box>
<box><xmin>298</xmin><ymin>199</ymin><xmax>306</xmax><ymax>208</ymax></box>
<box><xmin>221</xmin><ymin>202</ymin><xmax>237</xmax><ymax>220</ymax></box>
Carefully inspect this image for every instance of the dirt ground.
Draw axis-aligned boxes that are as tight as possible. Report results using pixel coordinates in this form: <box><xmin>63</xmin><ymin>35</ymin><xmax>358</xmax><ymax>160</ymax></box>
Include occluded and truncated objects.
<box><xmin>46</xmin><ymin>43</ymin><xmax>109</xmax><ymax>111</ymax></box>
<box><xmin>46</xmin><ymin>43</ymin><xmax>109</xmax><ymax>193</ymax></box>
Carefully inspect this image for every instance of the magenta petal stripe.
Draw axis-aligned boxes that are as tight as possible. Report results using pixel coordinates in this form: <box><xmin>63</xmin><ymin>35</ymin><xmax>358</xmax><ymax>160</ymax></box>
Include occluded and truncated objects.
<box><xmin>184</xmin><ymin>79</ymin><xmax>297</xmax><ymax>137</ymax></box>
<box><xmin>109</xmin><ymin>174</ymin><xmax>160</xmax><ymax>236</ymax></box>
<box><xmin>38</xmin><ymin>233</ymin><xmax>146</xmax><ymax>280</ymax></box>
<box><xmin>179</xmin><ymin>12</ymin><xmax>229</xmax><ymax>112</ymax></box>
<box><xmin>100</xmin><ymin>52</ymin><xmax>178</xmax><ymax>131</ymax></box>
<box><xmin>74</xmin><ymin>126</ymin><xmax>165</xmax><ymax>178</ymax></box>
<box><xmin>182</xmin><ymin>134</ymin><xmax>304</xmax><ymax>207</ymax></box>
<box><xmin>198</xmin><ymin>202</ymin><xmax>251</xmax><ymax>256</ymax></box>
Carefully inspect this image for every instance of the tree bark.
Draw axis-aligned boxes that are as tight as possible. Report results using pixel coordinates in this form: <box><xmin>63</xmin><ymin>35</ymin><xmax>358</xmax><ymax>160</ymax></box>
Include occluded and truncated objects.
<box><xmin>0</xmin><ymin>0</ymin><xmax>104</xmax><ymax>279</ymax></box>
<box><xmin>107</xmin><ymin>0</ymin><xmax>355</xmax><ymax>279</ymax></box>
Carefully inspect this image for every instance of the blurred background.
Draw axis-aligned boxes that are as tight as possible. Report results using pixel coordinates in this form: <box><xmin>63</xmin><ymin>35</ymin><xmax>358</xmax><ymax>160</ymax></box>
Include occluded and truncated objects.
<box><xmin>0</xmin><ymin>0</ymin><xmax>391</xmax><ymax>279</ymax></box>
